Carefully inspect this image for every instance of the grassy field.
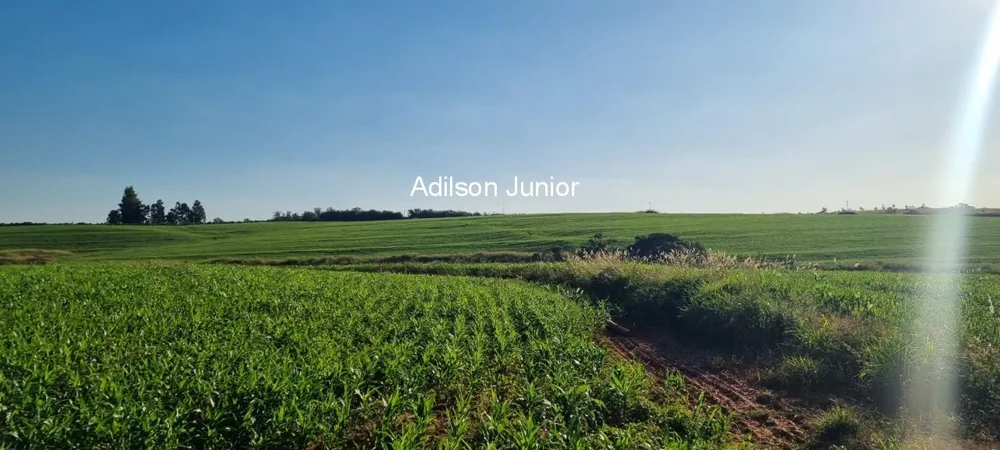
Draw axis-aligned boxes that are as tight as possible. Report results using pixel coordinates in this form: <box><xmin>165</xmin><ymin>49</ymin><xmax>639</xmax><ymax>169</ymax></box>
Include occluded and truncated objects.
<box><xmin>4</xmin><ymin>213</ymin><xmax>1000</xmax><ymax>266</ymax></box>
<box><xmin>4</xmin><ymin>214</ymin><xmax>1000</xmax><ymax>448</ymax></box>
<box><xmin>0</xmin><ymin>264</ymin><xmax>741</xmax><ymax>449</ymax></box>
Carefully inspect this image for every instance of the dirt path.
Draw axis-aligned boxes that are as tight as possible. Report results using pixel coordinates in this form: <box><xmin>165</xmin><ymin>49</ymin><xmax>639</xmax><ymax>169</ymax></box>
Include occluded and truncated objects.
<box><xmin>600</xmin><ymin>329</ymin><xmax>822</xmax><ymax>449</ymax></box>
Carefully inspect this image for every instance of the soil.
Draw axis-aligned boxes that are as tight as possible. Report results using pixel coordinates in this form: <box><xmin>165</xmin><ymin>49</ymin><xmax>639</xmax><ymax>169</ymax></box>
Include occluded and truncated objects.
<box><xmin>600</xmin><ymin>328</ymin><xmax>823</xmax><ymax>449</ymax></box>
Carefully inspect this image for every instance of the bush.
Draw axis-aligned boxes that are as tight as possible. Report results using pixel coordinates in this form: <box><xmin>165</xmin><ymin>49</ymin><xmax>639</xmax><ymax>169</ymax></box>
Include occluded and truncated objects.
<box><xmin>627</xmin><ymin>234</ymin><xmax>705</xmax><ymax>260</ymax></box>
<box><xmin>577</xmin><ymin>233</ymin><xmax>622</xmax><ymax>257</ymax></box>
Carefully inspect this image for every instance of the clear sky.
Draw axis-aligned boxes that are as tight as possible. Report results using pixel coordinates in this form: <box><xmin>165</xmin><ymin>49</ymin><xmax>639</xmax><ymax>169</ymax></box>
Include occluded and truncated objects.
<box><xmin>2</xmin><ymin>0</ymin><xmax>999</xmax><ymax>222</ymax></box>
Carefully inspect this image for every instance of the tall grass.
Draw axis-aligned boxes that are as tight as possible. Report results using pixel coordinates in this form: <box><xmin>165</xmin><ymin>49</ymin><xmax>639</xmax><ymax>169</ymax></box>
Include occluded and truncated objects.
<box><xmin>568</xmin><ymin>248</ymin><xmax>805</xmax><ymax>269</ymax></box>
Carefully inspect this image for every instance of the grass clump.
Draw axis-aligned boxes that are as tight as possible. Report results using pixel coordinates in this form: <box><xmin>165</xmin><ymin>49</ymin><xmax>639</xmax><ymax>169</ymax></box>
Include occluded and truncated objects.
<box><xmin>807</xmin><ymin>406</ymin><xmax>865</xmax><ymax>449</ymax></box>
<box><xmin>764</xmin><ymin>356</ymin><xmax>821</xmax><ymax>391</ymax></box>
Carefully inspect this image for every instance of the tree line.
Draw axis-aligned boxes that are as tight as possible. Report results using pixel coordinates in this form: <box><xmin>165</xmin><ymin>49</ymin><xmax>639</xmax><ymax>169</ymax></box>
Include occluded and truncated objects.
<box><xmin>271</xmin><ymin>208</ymin><xmax>404</xmax><ymax>222</ymax></box>
<box><xmin>7</xmin><ymin>186</ymin><xmax>494</xmax><ymax>225</ymax></box>
<box><xmin>406</xmin><ymin>209</ymin><xmax>484</xmax><ymax>219</ymax></box>
<box><xmin>106</xmin><ymin>186</ymin><xmax>208</xmax><ymax>225</ymax></box>
<box><xmin>269</xmin><ymin>208</ymin><xmax>488</xmax><ymax>222</ymax></box>
<box><xmin>814</xmin><ymin>202</ymin><xmax>998</xmax><ymax>216</ymax></box>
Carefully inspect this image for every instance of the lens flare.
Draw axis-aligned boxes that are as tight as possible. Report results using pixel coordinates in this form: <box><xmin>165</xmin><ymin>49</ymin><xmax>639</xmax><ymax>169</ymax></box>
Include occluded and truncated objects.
<box><xmin>908</xmin><ymin>0</ymin><xmax>1000</xmax><ymax>439</ymax></box>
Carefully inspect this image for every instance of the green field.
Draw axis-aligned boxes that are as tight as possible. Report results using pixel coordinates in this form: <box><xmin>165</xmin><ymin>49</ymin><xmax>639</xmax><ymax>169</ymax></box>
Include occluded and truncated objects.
<box><xmin>4</xmin><ymin>214</ymin><xmax>1000</xmax><ymax>448</ymax></box>
<box><xmin>4</xmin><ymin>213</ymin><xmax>1000</xmax><ymax>266</ymax></box>
<box><xmin>0</xmin><ymin>264</ymin><xmax>738</xmax><ymax>449</ymax></box>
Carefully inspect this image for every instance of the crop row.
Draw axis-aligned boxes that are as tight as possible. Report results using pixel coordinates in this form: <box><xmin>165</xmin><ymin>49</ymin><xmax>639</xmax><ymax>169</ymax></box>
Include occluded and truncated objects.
<box><xmin>0</xmin><ymin>264</ymin><xmax>739</xmax><ymax>449</ymax></box>
<box><xmin>332</xmin><ymin>260</ymin><xmax>1000</xmax><ymax>439</ymax></box>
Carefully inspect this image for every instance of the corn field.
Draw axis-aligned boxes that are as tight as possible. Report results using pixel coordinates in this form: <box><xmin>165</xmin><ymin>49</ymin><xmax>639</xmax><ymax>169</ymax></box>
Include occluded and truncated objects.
<box><xmin>0</xmin><ymin>264</ymin><xmax>738</xmax><ymax>449</ymax></box>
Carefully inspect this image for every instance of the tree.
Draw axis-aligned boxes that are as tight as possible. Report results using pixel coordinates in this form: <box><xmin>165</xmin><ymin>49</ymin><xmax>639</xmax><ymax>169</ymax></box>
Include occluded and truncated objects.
<box><xmin>179</xmin><ymin>203</ymin><xmax>192</xmax><ymax>224</ymax></box>
<box><xmin>106</xmin><ymin>209</ymin><xmax>122</xmax><ymax>225</ymax></box>
<box><xmin>190</xmin><ymin>200</ymin><xmax>206</xmax><ymax>225</ymax></box>
<box><xmin>169</xmin><ymin>202</ymin><xmax>192</xmax><ymax>225</ymax></box>
<box><xmin>117</xmin><ymin>186</ymin><xmax>147</xmax><ymax>224</ymax></box>
<box><xmin>149</xmin><ymin>200</ymin><xmax>166</xmax><ymax>224</ymax></box>
<box><xmin>211</xmin><ymin>217</ymin><xmax>225</xmax><ymax>224</ymax></box>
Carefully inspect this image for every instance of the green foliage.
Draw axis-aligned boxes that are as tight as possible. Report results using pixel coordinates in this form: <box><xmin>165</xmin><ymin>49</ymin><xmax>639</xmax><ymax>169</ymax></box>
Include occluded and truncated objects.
<box><xmin>0</xmin><ymin>265</ymin><xmax>737</xmax><ymax>448</ymax></box>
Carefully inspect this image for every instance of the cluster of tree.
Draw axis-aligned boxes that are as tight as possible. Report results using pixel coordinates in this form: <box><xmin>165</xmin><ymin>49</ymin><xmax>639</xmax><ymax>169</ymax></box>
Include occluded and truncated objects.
<box><xmin>271</xmin><ymin>208</ymin><xmax>405</xmax><ymax>222</ymax></box>
<box><xmin>269</xmin><ymin>207</ymin><xmax>488</xmax><ymax>222</ymax></box>
<box><xmin>106</xmin><ymin>186</ymin><xmax>207</xmax><ymax>225</ymax></box>
<box><xmin>0</xmin><ymin>222</ymin><xmax>53</xmax><ymax>227</ymax></box>
<box><xmin>817</xmin><ymin>203</ymin><xmax>984</xmax><ymax>216</ymax></box>
<box><xmin>406</xmin><ymin>209</ymin><xmax>484</xmax><ymax>219</ymax></box>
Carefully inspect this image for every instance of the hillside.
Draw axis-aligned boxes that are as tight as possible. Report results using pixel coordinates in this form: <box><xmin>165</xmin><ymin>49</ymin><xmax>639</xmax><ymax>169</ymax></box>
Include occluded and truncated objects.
<box><xmin>4</xmin><ymin>213</ymin><xmax>1000</xmax><ymax>266</ymax></box>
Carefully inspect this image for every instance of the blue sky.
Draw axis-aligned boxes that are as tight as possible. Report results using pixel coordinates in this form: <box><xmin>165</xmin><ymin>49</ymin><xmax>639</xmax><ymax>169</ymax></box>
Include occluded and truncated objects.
<box><xmin>2</xmin><ymin>0</ymin><xmax>999</xmax><ymax>222</ymax></box>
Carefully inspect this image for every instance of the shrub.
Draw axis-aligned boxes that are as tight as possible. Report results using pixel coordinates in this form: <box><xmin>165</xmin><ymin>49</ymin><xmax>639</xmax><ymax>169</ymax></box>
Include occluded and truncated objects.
<box><xmin>577</xmin><ymin>233</ymin><xmax>622</xmax><ymax>257</ymax></box>
<box><xmin>627</xmin><ymin>233</ymin><xmax>705</xmax><ymax>260</ymax></box>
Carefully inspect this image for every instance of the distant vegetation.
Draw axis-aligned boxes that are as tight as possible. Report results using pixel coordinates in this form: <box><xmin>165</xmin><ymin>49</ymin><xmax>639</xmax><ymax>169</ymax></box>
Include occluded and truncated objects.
<box><xmin>96</xmin><ymin>186</ymin><xmax>492</xmax><ymax>226</ymax></box>
<box><xmin>270</xmin><ymin>207</ymin><xmax>488</xmax><ymax>222</ymax></box>
<box><xmin>270</xmin><ymin>207</ymin><xmax>405</xmax><ymax>222</ymax></box>
<box><xmin>816</xmin><ymin>202</ymin><xmax>1000</xmax><ymax>216</ymax></box>
<box><xmin>406</xmin><ymin>208</ymin><xmax>486</xmax><ymax>219</ymax></box>
<box><xmin>105</xmin><ymin>186</ymin><xmax>207</xmax><ymax>225</ymax></box>
<box><xmin>0</xmin><ymin>222</ymin><xmax>90</xmax><ymax>227</ymax></box>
